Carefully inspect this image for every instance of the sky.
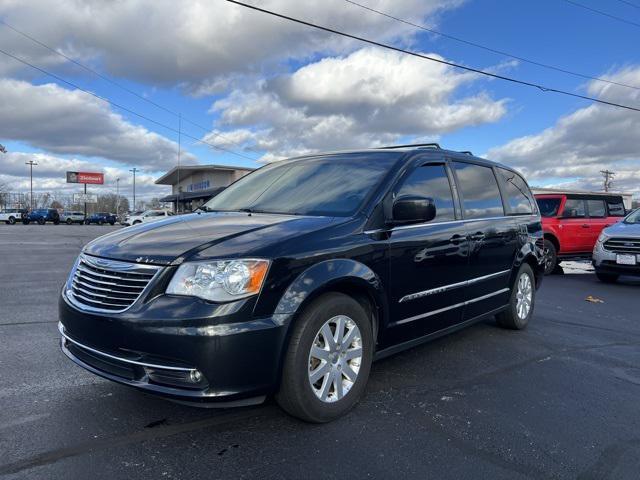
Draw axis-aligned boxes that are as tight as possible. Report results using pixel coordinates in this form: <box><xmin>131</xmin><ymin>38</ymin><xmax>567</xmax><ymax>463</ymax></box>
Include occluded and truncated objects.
<box><xmin>1</xmin><ymin>0</ymin><xmax>640</xmax><ymax>203</ymax></box>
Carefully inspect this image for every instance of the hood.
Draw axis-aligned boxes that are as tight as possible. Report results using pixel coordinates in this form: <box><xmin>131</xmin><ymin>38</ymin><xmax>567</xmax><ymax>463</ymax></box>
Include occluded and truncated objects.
<box><xmin>83</xmin><ymin>211</ymin><xmax>335</xmax><ymax>265</ymax></box>
<box><xmin>604</xmin><ymin>220</ymin><xmax>640</xmax><ymax>237</ymax></box>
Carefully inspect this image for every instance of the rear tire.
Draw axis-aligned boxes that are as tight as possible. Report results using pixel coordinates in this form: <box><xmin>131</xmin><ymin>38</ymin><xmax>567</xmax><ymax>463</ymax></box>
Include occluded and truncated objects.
<box><xmin>276</xmin><ymin>292</ymin><xmax>373</xmax><ymax>423</ymax></box>
<box><xmin>542</xmin><ymin>239</ymin><xmax>558</xmax><ymax>275</ymax></box>
<box><xmin>37</xmin><ymin>218</ymin><xmax>45</xmax><ymax>225</ymax></box>
<box><xmin>98</xmin><ymin>219</ymin><xmax>104</xmax><ymax>225</ymax></box>
<box><xmin>66</xmin><ymin>218</ymin><xmax>73</xmax><ymax>225</ymax></box>
<box><xmin>497</xmin><ymin>263</ymin><xmax>535</xmax><ymax>330</ymax></box>
<box><xmin>8</xmin><ymin>216</ymin><xmax>16</xmax><ymax>225</ymax></box>
<box><xmin>596</xmin><ymin>272</ymin><xmax>619</xmax><ymax>283</ymax></box>
<box><xmin>23</xmin><ymin>219</ymin><xmax>30</xmax><ymax>225</ymax></box>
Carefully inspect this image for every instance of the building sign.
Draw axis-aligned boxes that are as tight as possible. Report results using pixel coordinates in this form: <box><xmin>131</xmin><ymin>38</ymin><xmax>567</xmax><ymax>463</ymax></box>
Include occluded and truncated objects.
<box><xmin>66</xmin><ymin>171</ymin><xmax>104</xmax><ymax>184</ymax></box>
<box><xmin>73</xmin><ymin>193</ymin><xmax>98</xmax><ymax>203</ymax></box>
<box><xmin>187</xmin><ymin>180</ymin><xmax>210</xmax><ymax>192</ymax></box>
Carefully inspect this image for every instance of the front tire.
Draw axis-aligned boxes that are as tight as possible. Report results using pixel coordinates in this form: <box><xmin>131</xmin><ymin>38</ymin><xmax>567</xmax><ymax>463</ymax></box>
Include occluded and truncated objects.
<box><xmin>8</xmin><ymin>216</ymin><xmax>16</xmax><ymax>225</ymax></box>
<box><xmin>276</xmin><ymin>292</ymin><xmax>373</xmax><ymax>423</ymax></box>
<box><xmin>66</xmin><ymin>218</ymin><xmax>73</xmax><ymax>225</ymax></box>
<box><xmin>497</xmin><ymin>263</ymin><xmax>535</xmax><ymax>330</ymax></box>
<box><xmin>37</xmin><ymin>218</ymin><xmax>45</xmax><ymax>225</ymax></box>
<box><xmin>596</xmin><ymin>271</ymin><xmax>619</xmax><ymax>283</ymax></box>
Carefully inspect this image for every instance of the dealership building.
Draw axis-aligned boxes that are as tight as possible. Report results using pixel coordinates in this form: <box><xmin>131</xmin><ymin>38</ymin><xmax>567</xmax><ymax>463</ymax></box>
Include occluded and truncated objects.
<box><xmin>156</xmin><ymin>164</ymin><xmax>254</xmax><ymax>212</ymax></box>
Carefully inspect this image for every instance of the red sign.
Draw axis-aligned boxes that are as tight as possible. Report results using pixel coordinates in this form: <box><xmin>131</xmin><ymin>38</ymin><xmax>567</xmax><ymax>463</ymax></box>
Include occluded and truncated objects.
<box><xmin>66</xmin><ymin>171</ymin><xmax>104</xmax><ymax>184</ymax></box>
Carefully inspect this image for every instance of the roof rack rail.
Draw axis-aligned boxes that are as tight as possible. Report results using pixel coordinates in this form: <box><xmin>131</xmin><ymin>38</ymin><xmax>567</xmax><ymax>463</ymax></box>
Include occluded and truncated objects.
<box><xmin>378</xmin><ymin>143</ymin><xmax>441</xmax><ymax>150</ymax></box>
<box><xmin>459</xmin><ymin>151</ymin><xmax>473</xmax><ymax>155</ymax></box>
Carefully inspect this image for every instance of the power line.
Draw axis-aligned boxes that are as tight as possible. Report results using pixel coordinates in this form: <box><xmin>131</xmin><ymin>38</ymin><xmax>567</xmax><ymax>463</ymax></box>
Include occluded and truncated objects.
<box><xmin>344</xmin><ymin>0</ymin><xmax>640</xmax><ymax>91</ymax></box>
<box><xmin>0</xmin><ymin>18</ymin><xmax>256</xmax><ymax>156</ymax></box>
<box><xmin>615</xmin><ymin>0</ymin><xmax>640</xmax><ymax>10</ymax></box>
<box><xmin>0</xmin><ymin>47</ymin><xmax>256</xmax><ymax>161</ymax></box>
<box><xmin>561</xmin><ymin>0</ymin><xmax>640</xmax><ymax>29</ymax></box>
<box><xmin>226</xmin><ymin>0</ymin><xmax>640</xmax><ymax>114</ymax></box>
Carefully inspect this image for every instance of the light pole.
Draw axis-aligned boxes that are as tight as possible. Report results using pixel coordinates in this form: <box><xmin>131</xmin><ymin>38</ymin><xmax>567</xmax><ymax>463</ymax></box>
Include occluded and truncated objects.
<box><xmin>25</xmin><ymin>160</ymin><xmax>38</xmax><ymax>209</ymax></box>
<box><xmin>129</xmin><ymin>168</ymin><xmax>138</xmax><ymax>210</ymax></box>
<box><xmin>116</xmin><ymin>177</ymin><xmax>120</xmax><ymax>215</ymax></box>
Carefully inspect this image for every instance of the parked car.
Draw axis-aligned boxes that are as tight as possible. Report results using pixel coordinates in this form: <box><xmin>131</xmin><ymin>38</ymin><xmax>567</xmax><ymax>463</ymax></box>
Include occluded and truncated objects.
<box><xmin>123</xmin><ymin>209</ymin><xmax>173</xmax><ymax>226</ymax></box>
<box><xmin>59</xmin><ymin>145</ymin><xmax>544</xmax><ymax>422</ymax></box>
<box><xmin>535</xmin><ymin>193</ymin><xmax>626</xmax><ymax>274</ymax></box>
<box><xmin>23</xmin><ymin>208</ymin><xmax>60</xmax><ymax>225</ymax></box>
<box><xmin>0</xmin><ymin>208</ymin><xmax>27</xmax><ymax>225</ymax></box>
<box><xmin>60</xmin><ymin>211</ymin><xmax>85</xmax><ymax>225</ymax></box>
<box><xmin>85</xmin><ymin>212</ymin><xmax>117</xmax><ymax>225</ymax></box>
<box><xmin>592</xmin><ymin>208</ymin><xmax>640</xmax><ymax>282</ymax></box>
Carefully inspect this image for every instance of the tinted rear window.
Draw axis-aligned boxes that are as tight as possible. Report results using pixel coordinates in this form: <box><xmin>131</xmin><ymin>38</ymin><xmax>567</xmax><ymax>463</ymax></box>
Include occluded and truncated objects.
<box><xmin>496</xmin><ymin>168</ymin><xmax>535</xmax><ymax>215</ymax></box>
<box><xmin>453</xmin><ymin>162</ymin><xmax>504</xmax><ymax>219</ymax></box>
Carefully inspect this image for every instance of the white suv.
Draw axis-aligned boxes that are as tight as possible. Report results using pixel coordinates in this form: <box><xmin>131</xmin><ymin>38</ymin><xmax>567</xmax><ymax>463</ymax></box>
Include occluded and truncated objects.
<box><xmin>0</xmin><ymin>209</ymin><xmax>25</xmax><ymax>225</ymax></box>
<box><xmin>123</xmin><ymin>209</ymin><xmax>173</xmax><ymax>226</ymax></box>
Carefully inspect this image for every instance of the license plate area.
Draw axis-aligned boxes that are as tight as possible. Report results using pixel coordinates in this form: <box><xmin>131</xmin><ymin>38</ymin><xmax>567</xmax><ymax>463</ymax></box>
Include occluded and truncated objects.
<box><xmin>616</xmin><ymin>254</ymin><xmax>637</xmax><ymax>265</ymax></box>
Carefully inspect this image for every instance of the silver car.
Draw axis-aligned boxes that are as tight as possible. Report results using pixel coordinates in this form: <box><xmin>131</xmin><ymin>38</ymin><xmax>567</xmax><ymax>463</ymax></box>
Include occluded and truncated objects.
<box><xmin>60</xmin><ymin>210</ymin><xmax>85</xmax><ymax>225</ymax></box>
<box><xmin>593</xmin><ymin>208</ymin><xmax>640</xmax><ymax>283</ymax></box>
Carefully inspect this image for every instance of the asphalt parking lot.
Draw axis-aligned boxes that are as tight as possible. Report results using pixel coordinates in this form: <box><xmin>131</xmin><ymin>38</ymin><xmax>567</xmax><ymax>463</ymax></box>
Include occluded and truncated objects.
<box><xmin>1</xmin><ymin>225</ymin><xmax>639</xmax><ymax>479</ymax></box>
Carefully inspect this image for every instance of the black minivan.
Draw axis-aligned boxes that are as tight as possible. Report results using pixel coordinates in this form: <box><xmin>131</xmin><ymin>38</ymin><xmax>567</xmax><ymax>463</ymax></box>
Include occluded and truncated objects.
<box><xmin>59</xmin><ymin>145</ymin><xmax>544</xmax><ymax>422</ymax></box>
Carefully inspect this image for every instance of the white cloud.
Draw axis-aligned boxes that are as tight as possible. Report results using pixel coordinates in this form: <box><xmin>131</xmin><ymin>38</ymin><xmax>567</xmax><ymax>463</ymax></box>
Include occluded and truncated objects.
<box><xmin>0</xmin><ymin>78</ymin><xmax>194</xmax><ymax>169</ymax></box>
<box><xmin>0</xmin><ymin>151</ymin><xmax>168</xmax><ymax>200</ymax></box>
<box><xmin>487</xmin><ymin>66</ymin><xmax>640</xmax><ymax>196</ymax></box>
<box><xmin>0</xmin><ymin>0</ymin><xmax>463</xmax><ymax>90</ymax></box>
<box><xmin>206</xmin><ymin>47</ymin><xmax>507</xmax><ymax>160</ymax></box>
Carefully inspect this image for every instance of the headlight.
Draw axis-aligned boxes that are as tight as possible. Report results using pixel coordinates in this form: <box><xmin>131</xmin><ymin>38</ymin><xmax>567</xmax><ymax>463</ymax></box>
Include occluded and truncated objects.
<box><xmin>166</xmin><ymin>259</ymin><xmax>270</xmax><ymax>302</ymax></box>
<box><xmin>596</xmin><ymin>231</ymin><xmax>610</xmax><ymax>244</ymax></box>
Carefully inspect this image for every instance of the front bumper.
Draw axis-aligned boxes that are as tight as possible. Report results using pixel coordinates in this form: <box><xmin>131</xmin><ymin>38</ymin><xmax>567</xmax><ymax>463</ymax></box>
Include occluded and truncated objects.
<box><xmin>59</xmin><ymin>292</ymin><xmax>290</xmax><ymax>406</ymax></box>
<box><xmin>592</xmin><ymin>243</ymin><xmax>640</xmax><ymax>276</ymax></box>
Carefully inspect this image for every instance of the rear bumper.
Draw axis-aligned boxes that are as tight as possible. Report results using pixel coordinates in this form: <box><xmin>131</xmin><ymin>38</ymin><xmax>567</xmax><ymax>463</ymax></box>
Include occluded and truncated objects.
<box><xmin>58</xmin><ymin>293</ymin><xmax>291</xmax><ymax>405</ymax></box>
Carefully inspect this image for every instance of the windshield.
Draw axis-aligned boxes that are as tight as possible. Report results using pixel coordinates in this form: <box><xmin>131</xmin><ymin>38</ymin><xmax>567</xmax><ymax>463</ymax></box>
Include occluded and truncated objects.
<box><xmin>203</xmin><ymin>153</ymin><xmax>399</xmax><ymax>216</ymax></box>
<box><xmin>536</xmin><ymin>198</ymin><xmax>561</xmax><ymax>217</ymax></box>
<box><xmin>625</xmin><ymin>209</ymin><xmax>640</xmax><ymax>224</ymax></box>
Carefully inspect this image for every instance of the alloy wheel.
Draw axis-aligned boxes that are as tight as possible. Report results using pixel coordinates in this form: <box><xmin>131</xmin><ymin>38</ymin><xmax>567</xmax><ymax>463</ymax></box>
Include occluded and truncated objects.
<box><xmin>515</xmin><ymin>273</ymin><xmax>533</xmax><ymax>320</ymax></box>
<box><xmin>307</xmin><ymin>315</ymin><xmax>363</xmax><ymax>403</ymax></box>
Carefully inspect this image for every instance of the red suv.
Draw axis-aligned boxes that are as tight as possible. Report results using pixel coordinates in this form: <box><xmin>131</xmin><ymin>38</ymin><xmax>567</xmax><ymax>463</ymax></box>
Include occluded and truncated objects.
<box><xmin>535</xmin><ymin>193</ymin><xmax>626</xmax><ymax>274</ymax></box>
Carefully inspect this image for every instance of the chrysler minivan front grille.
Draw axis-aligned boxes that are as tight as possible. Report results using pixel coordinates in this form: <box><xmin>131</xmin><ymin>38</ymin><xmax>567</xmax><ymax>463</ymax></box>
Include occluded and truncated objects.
<box><xmin>67</xmin><ymin>254</ymin><xmax>160</xmax><ymax>312</ymax></box>
<box><xmin>603</xmin><ymin>237</ymin><xmax>640</xmax><ymax>254</ymax></box>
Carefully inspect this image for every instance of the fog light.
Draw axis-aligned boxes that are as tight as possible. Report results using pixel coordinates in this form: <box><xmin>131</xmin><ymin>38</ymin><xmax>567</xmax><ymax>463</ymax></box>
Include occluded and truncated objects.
<box><xmin>189</xmin><ymin>370</ymin><xmax>203</xmax><ymax>383</ymax></box>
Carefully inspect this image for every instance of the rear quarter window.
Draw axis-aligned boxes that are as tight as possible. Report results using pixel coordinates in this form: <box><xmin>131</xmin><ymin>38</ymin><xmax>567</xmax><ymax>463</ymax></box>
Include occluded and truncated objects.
<box><xmin>606</xmin><ymin>198</ymin><xmax>625</xmax><ymax>216</ymax></box>
<box><xmin>496</xmin><ymin>168</ymin><xmax>536</xmax><ymax>215</ymax></box>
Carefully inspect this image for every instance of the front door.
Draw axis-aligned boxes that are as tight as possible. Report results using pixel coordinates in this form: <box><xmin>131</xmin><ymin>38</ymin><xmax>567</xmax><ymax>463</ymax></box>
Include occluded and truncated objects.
<box><xmin>560</xmin><ymin>197</ymin><xmax>592</xmax><ymax>253</ymax></box>
<box><xmin>385</xmin><ymin>162</ymin><xmax>470</xmax><ymax>347</ymax></box>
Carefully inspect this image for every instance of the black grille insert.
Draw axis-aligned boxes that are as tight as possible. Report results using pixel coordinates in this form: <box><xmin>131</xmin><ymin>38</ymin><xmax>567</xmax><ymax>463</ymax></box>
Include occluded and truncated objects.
<box><xmin>603</xmin><ymin>238</ymin><xmax>640</xmax><ymax>254</ymax></box>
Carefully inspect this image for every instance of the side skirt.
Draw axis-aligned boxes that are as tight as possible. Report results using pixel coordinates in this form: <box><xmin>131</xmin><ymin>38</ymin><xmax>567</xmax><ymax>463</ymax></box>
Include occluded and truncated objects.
<box><xmin>373</xmin><ymin>305</ymin><xmax>509</xmax><ymax>361</ymax></box>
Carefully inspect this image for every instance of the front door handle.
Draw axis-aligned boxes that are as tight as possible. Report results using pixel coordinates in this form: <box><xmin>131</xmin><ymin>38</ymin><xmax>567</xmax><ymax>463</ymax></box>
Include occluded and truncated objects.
<box><xmin>469</xmin><ymin>232</ymin><xmax>485</xmax><ymax>241</ymax></box>
<box><xmin>449</xmin><ymin>234</ymin><xmax>465</xmax><ymax>245</ymax></box>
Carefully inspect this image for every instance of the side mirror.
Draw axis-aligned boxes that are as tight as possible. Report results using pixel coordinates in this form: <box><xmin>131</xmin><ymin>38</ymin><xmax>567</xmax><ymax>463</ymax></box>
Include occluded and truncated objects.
<box><xmin>392</xmin><ymin>195</ymin><xmax>436</xmax><ymax>225</ymax></box>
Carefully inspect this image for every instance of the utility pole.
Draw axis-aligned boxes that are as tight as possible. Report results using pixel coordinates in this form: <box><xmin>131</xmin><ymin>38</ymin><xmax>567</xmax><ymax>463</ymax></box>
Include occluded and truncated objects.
<box><xmin>177</xmin><ymin>113</ymin><xmax>182</xmax><ymax>214</ymax></box>
<box><xmin>116</xmin><ymin>177</ymin><xmax>120</xmax><ymax>216</ymax></box>
<box><xmin>600</xmin><ymin>169</ymin><xmax>615</xmax><ymax>192</ymax></box>
<box><xmin>25</xmin><ymin>160</ymin><xmax>38</xmax><ymax>209</ymax></box>
<box><xmin>129</xmin><ymin>168</ymin><xmax>138</xmax><ymax>210</ymax></box>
